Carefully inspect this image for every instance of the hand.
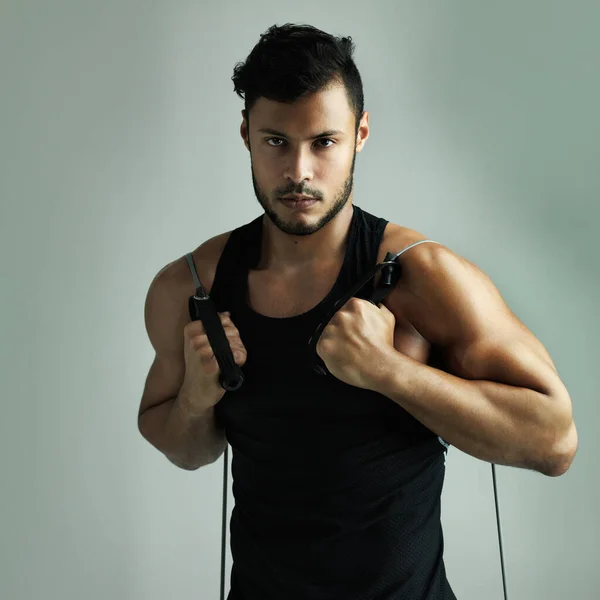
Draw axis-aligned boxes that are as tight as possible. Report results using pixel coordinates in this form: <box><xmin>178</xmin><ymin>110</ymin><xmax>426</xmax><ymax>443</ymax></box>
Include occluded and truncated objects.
<box><xmin>181</xmin><ymin>311</ymin><xmax>247</xmax><ymax>410</ymax></box>
<box><xmin>316</xmin><ymin>297</ymin><xmax>397</xmax><ymax>390</ymax></box>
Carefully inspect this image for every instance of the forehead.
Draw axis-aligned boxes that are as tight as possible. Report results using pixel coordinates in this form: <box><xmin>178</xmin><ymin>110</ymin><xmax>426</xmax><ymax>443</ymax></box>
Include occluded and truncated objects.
<box><xmin>250</xmin><ymin>82</ymin><xmax>353</xmax><ymax>135</ymax></box>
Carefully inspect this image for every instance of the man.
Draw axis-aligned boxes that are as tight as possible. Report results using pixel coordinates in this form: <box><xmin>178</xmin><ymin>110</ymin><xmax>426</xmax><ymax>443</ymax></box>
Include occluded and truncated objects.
<box><xmin>138</xmin><ymin>23</ymin><xmax>577</xmax><ymax>600</ymax></box>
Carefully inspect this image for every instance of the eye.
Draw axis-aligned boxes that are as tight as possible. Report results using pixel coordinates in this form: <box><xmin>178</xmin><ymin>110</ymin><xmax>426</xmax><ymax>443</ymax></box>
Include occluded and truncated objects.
<box><xmin>265</xmin><ymin>137</ymin><xmax>335</xmax><ymax>148</ymax></box>
<box><xmin>315</xmin><ymin>138</ymin><xmax>334</xmax><ymax>148</ymax></box>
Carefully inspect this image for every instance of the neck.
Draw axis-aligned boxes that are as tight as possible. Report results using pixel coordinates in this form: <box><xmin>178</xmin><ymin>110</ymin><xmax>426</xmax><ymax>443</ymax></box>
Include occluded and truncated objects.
<box><xmin>259</xmin><ymin>202</ymin><xmax>354</xmax><ymax>273</ymax></box>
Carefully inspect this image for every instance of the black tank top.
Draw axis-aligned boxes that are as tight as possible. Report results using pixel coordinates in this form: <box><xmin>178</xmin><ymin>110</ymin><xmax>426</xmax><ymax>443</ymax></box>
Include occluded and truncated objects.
<box><xmin>208</xmin><ymin>204</ymin><xmax>456</xmax><ymax>600</ymax></box>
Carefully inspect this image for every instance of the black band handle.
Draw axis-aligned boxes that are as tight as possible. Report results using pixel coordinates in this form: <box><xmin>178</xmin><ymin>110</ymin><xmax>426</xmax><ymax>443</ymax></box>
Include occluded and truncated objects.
<box><xmin>188</xmin><ymin>295</ymin><xmax>245</xmax><ymax>391</ymax></box>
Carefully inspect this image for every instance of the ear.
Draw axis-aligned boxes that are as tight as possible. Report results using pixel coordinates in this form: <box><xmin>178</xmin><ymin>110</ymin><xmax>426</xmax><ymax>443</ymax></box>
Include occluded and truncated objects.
<box><xmin>355</xmin><ymin>111</ymin><xmax>370</xmax><ymax>153</ymax></box>
<box><xmin>240</xmin><ymin>112</ymin><xmax>250</xmax><ymax>151</ymax></box>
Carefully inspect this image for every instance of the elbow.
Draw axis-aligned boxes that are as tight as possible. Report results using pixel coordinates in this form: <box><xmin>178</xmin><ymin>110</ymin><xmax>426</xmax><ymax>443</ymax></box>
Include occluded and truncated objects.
<box><xmin>539</xmin><ymin>419</ymin><xmax>578</xmax><ymax>478</ymax></box>
<box><xmin>530</xmin><ymin>386</ymin><xmax>577</xmax><ymax>477</ymax></box>
<box><xmin>542</xmin><ymin>452</ymin><xmax>576</xmax><ymax>478</ymax></box>
<box><xmin>167</xmin><ymin>454</ymin><xmax>205</xmax><ymax>471</ymax></box>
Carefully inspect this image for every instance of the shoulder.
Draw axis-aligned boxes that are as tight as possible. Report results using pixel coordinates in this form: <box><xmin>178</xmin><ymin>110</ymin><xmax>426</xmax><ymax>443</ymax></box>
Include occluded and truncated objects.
<box><xmin>183</xmin><ymin>230</ymin><xmax>234</xmax><ymax>294</ymax></box>
<box><xmin>154</xmin><ymin>230</ymin><xmax>234</xmax><ymax>297</ymax></box>
<box><xmin>377</xmin><ymin>221</ymin><xmax>458</xmax><ymax>271</ymax></box>
<box><xmin>144</xmin><ymin>230</ymin><xmax>233</xmax><ymax>348</ymax></box>
<box><xmin>379</xmin><ymin>222</ymin><xmax>555</xmax><ymax>370</ymax></box>
<box><xmin>378</xmin><ymin>221</ymin><xmax>506</xmax><ymax>344</ymax></box>
<box><xmin>379</xmin><ymin>220</ymin><xmax>561</xmax><ymax>391</ymax></box>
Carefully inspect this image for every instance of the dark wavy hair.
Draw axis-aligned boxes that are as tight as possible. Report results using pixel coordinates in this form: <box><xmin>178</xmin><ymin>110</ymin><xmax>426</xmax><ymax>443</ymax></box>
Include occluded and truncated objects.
<box><xmin>232</xmin><ymin>23</ymin><xmax>364</xmax><ymax>134</ymax></box>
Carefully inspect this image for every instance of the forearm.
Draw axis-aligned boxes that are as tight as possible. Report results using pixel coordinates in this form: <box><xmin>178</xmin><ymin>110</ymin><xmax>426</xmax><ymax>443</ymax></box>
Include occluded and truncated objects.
<box><xmin>139</xmin><ymin>391</ymin><xmax>226</xmax><ymax>470</ymax></box>
<box><xmin>375</xmin><ymin>352</ymin><xmax>572</xmax><ymax>476</ymax></box>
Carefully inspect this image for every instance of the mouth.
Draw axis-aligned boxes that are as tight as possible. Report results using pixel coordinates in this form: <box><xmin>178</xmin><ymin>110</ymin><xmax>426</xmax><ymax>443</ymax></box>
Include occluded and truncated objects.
<box><xmin>280</xmin><ymin>195</ymin><xmax>318</xmax><ymax>209</ymax></box>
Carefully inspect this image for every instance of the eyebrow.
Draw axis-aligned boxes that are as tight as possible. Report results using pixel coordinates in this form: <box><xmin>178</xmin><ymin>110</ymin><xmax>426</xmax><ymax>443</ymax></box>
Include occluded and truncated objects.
<box><xmin>257</xmin><ymin>128</ymin><xmax>344</xmax><ymax>139</ymax></box>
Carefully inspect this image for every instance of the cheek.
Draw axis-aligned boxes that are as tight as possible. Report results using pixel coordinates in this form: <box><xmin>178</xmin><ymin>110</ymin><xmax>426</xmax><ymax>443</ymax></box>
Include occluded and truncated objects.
<box><xmin>251</xmin><ymin>161</ymin><xmax>275</xmax><ymax>187</ymax></box>
<box><xmin>318</xmin><ymin>161</ymin><xmax>347</xmax><ymax>185</ymax></box>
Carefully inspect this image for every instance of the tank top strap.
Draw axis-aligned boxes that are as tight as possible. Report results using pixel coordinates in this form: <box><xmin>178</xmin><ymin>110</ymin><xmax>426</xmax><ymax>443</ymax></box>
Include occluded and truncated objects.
<box><xmin>207</xmin><ymin>215</ymin><xmax>262</xmax><ymax>313</ymax></box>
<box><xmin>333</xmin><ymin>204</ymin><xmax>389</xmax><ymax>302</ymax></box>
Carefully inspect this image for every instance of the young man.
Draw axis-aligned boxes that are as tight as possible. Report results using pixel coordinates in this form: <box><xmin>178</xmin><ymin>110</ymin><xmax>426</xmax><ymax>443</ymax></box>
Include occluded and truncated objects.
<box><xmin>138</xmin><ymin>23</ymin><xmax>577</xmax><ymax>600</ymax></box>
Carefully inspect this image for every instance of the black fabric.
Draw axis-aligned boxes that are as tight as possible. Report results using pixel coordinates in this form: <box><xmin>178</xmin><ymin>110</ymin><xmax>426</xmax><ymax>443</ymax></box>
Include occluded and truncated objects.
<box><xmin>209</xmin><ymin>204</ymin><xmax>456</xmax><ymax>600</ymax></box>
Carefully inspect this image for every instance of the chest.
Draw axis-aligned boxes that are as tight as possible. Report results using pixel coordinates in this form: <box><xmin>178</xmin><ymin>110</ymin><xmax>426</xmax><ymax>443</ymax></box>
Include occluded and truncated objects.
<box><xmin>246</xmin><ymin>265</ymin><xmax>433</xmax><ymax>366</ymax></box>
<box><xmin>246</xmin><ymin>266</ymin><xmax>340</xmax><ymax>319</ymax></box>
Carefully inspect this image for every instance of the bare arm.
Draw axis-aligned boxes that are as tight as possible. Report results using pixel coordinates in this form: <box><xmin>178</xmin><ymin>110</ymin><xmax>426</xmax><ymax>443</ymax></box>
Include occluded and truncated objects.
<box><xmin>138</xmin><ymin>233</ymin><xmax>232</xmax><ymax>470</ymax></box>
<box><xmin>379</xmin><ymin>240</ymin><xmax>577</xmax><ymax>476</ymax></box>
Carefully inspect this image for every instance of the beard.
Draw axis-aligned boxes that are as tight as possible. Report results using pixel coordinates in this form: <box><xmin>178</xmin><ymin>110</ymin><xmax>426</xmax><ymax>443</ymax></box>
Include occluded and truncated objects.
<box><xmin>250</xmin><ymin>150</ymin><xmax>357</xmax><ymax>237</ymax></box>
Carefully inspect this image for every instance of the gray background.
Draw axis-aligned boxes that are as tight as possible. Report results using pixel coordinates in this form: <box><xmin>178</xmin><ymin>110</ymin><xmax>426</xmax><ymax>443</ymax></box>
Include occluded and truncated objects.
<box><xmin>1</xmin><ymin>1</ymin><xmax>597</xmax><ymax>599</ymax></box>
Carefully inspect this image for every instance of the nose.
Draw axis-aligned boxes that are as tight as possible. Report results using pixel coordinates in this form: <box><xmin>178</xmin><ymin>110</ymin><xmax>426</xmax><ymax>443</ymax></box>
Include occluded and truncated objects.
<box><xmin>283</xmin><ymin>147</ymin><xmax>313</xmax><ymax>185</ymax></box>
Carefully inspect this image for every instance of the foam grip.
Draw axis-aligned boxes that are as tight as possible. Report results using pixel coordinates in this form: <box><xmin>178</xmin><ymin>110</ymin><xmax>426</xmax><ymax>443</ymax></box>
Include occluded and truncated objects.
<box><xmin>188</xmin><ymin>295</ymin><xmax>245</xmax><ymax>391</ymax></box>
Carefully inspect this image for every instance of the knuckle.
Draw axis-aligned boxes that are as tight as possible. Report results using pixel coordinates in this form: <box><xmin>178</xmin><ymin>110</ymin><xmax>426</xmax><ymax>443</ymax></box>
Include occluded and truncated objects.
<box><xmin>198</xmin><ymin>346</ymin><xmax>214</xmax><ymax>361</ymax></box>
<box><xmin>191</xmin><ymin>334</ymin><xmax>208</xmax><ymax>350</ymax></box>
<box><xmin>186</xmin><ymin>321</ymin><xmax>206</xmax><ymax>336</ymax></box>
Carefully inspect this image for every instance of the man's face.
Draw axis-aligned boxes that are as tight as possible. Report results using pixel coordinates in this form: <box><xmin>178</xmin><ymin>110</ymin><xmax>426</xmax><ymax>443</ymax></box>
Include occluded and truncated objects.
<box><xmin>241</xmin><ymin>82</ymin><xmax>369</xmax><ymax>236</ymax></box>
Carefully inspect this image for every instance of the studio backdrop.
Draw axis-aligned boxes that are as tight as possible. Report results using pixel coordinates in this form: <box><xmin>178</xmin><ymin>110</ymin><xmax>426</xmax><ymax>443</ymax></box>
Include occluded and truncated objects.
<box><xmin>1</xmin><ymin>2</ymin><xmax>597</xmax><ymax>599</ymax></box>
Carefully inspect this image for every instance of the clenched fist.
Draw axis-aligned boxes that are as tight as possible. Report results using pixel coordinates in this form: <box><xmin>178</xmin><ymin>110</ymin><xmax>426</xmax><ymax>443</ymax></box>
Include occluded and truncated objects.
<box><xmin>181</xmin><ymin>311</ymin><xmax>247</xmax><ymax>410</ymax></box>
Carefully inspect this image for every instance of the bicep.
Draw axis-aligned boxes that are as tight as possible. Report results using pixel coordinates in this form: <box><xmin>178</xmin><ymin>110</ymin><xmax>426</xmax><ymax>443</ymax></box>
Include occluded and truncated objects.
<box><xmin>395</xmin><ymin>242</ymin><xmax>562</xmax><ymax>392</ymax></box>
